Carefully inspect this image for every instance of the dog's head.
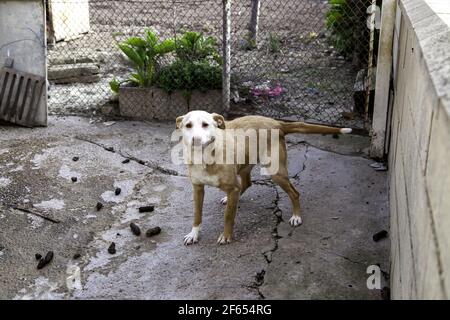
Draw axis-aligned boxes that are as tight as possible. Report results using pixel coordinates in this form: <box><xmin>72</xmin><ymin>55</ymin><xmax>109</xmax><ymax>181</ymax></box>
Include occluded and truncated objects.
<box><xmin>176</xmin><ymin>110</ymin><xmax>225</xmax><ymax>147</ymax></box>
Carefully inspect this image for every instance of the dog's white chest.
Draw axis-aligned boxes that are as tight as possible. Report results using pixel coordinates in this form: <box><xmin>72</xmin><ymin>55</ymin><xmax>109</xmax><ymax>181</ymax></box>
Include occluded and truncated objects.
<box><xmin>189</xmin><ymin>165</ymin><xmax>219</xmax><ymax>187</ymax></box>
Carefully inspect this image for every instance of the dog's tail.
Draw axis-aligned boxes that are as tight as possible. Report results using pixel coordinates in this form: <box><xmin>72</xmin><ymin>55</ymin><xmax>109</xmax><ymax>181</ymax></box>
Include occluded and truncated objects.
<box><xmin>280</xmin><ymin>121</ymin><xmax>352</xmax><ymax>135</ymax></box>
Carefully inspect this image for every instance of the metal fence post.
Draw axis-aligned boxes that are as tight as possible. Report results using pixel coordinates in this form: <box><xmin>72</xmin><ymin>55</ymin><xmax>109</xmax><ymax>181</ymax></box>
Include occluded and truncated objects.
<box><xmin>249</xmin><ymin>0</ymin><xmax>261</xmax><ymax>46</ymax></box>
<box><xmin>364</xmin><ymin>0</ymin><xmax>377</xmax><ymax>131</ymax></box>
<box><xmin>222</xmin><ymin>0</ymin><xmax>231</xmax><ymax>113</ymax></box>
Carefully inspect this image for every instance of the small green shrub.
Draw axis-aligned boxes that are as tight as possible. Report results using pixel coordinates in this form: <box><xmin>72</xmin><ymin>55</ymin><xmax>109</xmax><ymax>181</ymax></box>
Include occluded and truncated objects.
<box><xmin>111</xmin><ymin>30</ymin><xmax>222</xmax><ymax>99</ymax></box>
<box><xmin>326</xmin><ymin>0</ymin><xmax>372</xmax><ymax>63</ymax></box>
<box><xmin>240</xmin><ymin>32</ymin><xmax>257</xmax><ymax>51</ymax></box>
<box><xmin>110</xmin><ymin>29</ymin><xmax>175</xmax><ymax>93</ymax></box>
<box><xmin>268</xmin><ymin>33</ymin><xmax>281</xmax><ymax>54</ymax></box>
<box><xmin>157</xmin><ymin>32</ymin><xmax>222</xmax><ymax>97</ymax></box>
<box><xmin>175</xmin><ymin>31</ymin><xmax>222</xmax><ymax>64</ymax></box>
<box><xmin>157</xmin><ymin>60</ymin><xmax>222</xmax><ymax>94</ymax></box>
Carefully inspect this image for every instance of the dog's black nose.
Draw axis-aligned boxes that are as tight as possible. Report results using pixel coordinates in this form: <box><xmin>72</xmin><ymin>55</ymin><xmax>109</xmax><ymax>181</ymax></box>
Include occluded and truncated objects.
<box><xmin>192</xmin><ymin>137</ymin><xmax>202</xmax><ymax>146</ymax></box>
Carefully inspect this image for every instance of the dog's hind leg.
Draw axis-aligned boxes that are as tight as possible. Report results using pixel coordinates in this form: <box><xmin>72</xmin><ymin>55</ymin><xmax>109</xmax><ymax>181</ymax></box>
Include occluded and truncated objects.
<box><xmin>239</xmin><ymin>165</ymin><xmax>254</xmax><ymax>194</ymax></box>
<box><xmin>269</xmin><ymin>140</ymin><xmax>302</xmax><ymax>226</ymax></box>
<box><xmin>271</xmin><ymin>174</ymin><xmax>302</xmax><ymax>226</ymax></box>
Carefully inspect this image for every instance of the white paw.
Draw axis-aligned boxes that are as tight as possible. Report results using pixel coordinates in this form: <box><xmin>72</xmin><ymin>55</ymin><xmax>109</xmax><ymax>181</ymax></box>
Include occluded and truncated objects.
<box><xmin>184</xmin><ymin>226</ymin><xmax>200</xmax><ymax>245</ymax></box>
<box><xmin>217</xmin><ymin>233</ymin><xmax>232</xmax><ymax>245</ymax></box>
<box><xmin>289</xmin><ymin>215</ymin><xmax>303</xmax><ymax>227</ymax></box>
<box><xmin>220</xmin><ymin>196</ymin><xmax>228</xmax><ymax>205</ymax></box>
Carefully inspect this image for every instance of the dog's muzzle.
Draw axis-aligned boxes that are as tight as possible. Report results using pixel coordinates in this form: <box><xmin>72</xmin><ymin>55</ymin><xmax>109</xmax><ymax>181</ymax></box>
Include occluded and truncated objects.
<box><xmin>192</xmin><ymin>136</ymin><xmax>215</xmax><ymax>147</ymax></box>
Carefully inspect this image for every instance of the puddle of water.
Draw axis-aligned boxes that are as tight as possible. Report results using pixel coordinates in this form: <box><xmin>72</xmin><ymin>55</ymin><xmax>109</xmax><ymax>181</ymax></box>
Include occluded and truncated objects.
<box><xmin>153</xmin><ymin>184</ymin><xmax>167</xmax><ymax>192</ymax></box>
<box><xmin>59</xmin><ymin>164</ymin><xmax>81</xmax><ymax>181</ymax></box>
<box><xmin>101</xmin><ymin>180</ymin><xmax>136</xmax><ymax>204</ymax></box>
<box><xmin>31</xmin><ymin>152</ymin><xmax>49</xmax><ymax>170</ymax></box>
<box><xmin>27</xmin><ymin>214</ymin><xmax>44</xmax><ymax>229</ymax></box>
<box><xmin>122</xmin><ymin>207</ymin><xmax>144</xmax><ymax>224</ymax></box>
<box><xmin>14</xmin><ymin>277</ymin><xmax>65</xmax><ymax>300</ymax></box>
<box><xmin>120</xmin><ymin>200</ymin><xmax>146</xmax><ymax>223</ymax></box>
<box><xmin>66</xmin><ymin>264</ymin><xmax>82</xmax><ymax>292</ymax></box>
<box><xmin>0</xmin><ymin>177</ymin><xmax>11</xmax><ymax>188</ymax></box>
<box><xmin>9</xmin><ymin>165</ymin><xmax>24</xmax><ymax>172</ymax></box>
<box><xmin>83</xmin><ymin>226</ymin><xmax>134</xmax><ymax>272</ymax></box>
<box><xmin>34</xmin><ymin>199</ymin><xmax>65</xmax><ymax>210</ymax></box>
<box><xmin>19</xmin><ymin>151</ymin><xmax>32</xmax><ymax>161</ymax></box>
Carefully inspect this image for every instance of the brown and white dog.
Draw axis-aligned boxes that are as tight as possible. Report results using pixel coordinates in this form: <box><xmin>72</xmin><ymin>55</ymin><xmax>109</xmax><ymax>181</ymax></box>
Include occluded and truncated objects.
<box><xmin>175</xmin><ymin>110</ymin><xmax>351</xmax><ymax>245</ymax></box>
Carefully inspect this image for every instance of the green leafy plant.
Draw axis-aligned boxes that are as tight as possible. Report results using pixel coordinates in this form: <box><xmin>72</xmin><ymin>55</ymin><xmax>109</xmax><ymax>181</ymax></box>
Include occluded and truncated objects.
<box><xmin>175</xmin><ymin>31</ymin><xmax>222</xmax><ymax>65</ymax></box>
<box><xmin>240</xmin><ymin>32</ymin><xmax>257</xmax><ymax>51</ymax></box>
<box><xmin>326</xmin><ymin>0</ymin><xmax>373</xmax><ymax>63</ymax></box>
<box><xmin>110</xmin><ymin>29</ymin><xmax>175</xmax><ymax>93</ymax></box>
<box><xmin>156</xmin><ymin>31</ymin><xmax>222</xmax><ymax>99</ymax></box>
<box><xmin>110</xmin><ymin>30</ymin><xmax>222</xmax><ymax>100</ymax></box>
<box><xmin>156</xmin><ymin>60</ymin><xmax>222</xmax><ymax>94</ymax></box>
<box><xmin>267</xmin><ymin>32</ymin><xmax>281</xmax><ymax>54</ymax></box>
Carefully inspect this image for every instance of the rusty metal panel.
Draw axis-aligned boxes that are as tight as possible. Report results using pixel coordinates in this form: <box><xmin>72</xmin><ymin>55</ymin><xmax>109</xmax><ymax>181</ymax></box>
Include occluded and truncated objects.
<box><xmin>0</xmin><ymin>67</ymin><xmax>46</xmax><ymax>127</ymax></box>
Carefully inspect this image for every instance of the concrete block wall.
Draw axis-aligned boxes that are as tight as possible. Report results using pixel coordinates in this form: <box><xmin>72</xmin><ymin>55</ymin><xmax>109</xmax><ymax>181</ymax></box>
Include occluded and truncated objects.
<box><xmin>389</xmin><ymin>0</ymin><xmax>450</xmax><ymax>299</ymax></box>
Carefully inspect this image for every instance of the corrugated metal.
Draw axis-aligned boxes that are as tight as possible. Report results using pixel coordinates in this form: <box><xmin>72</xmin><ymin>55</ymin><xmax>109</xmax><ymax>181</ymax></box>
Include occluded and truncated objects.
<box><xmin>0</xmin><ymin>67</ymin><xmax>46</xmax><ymax>127</ymax></box>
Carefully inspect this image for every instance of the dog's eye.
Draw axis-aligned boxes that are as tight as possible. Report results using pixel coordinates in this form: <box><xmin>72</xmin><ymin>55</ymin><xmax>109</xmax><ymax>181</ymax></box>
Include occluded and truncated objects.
<box><xmin>202</xmin><ymin>122</ymin><xmax>209</xmax><ymax>128</ymax></box>
<box><xmin>186</xmin><ymin>123</ymin><xmax>192</xmax><ymax>129</ymax></box>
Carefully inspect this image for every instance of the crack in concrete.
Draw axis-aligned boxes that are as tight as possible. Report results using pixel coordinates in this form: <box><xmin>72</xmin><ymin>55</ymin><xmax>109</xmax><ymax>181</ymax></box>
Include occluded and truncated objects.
<box><xmin>291</xmin><ymin>144</ymin><xmax>309</xmax><ymax>180</ymax></box>
<box><xmin>287</xmin><ymin>140</ymin><xmax>369</xmax><ymax>159</ymax></box>
<box><xmin>252</xmin><ymin>179</ymin><xmax>273</xmax><ymax>186</ymax></box>
<box><xmin>251</xmin><ymin>146</ymin><xmax>310</xmax><ymax>299</ymax></box>
<box><xmin>323</xmin><ymin>249</ymin><xmax>366</xmax><ymax>265</ymax></box>
<box><xmin>245</xmin><ymin>182</ymin><xmax>281</xmax><ymax>299</ymax></box>
<box><xmin>9</xmin><ymin>205</ymin><xmax>61</xmax><ymax>224</ymax></box>
<box><xmin>253</xmin><ymin>183</ymin><xmax>283</xmax><ymax>299</ymax></box>
<box><xmin>75</xmin><ymin>136</ymin><xmax>183</xmax><ymax>177</ymax></box>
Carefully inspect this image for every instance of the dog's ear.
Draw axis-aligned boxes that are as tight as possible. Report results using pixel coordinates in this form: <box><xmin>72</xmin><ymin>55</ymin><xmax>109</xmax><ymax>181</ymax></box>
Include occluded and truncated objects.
<box><xmin>175</xmin><ymin>116</ymin><xmax>184</xmax><ymax>129</ymax></box>
<box><xmin>212</xmin><ymin>113</ymin><xmax>225</xmax><ymax>129</ymax></box>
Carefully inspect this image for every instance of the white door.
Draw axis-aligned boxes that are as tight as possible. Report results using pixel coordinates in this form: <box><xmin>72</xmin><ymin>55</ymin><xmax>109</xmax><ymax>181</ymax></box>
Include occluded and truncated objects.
<box><xmin>48</xmin><ymin>0</ymin><xmax>91</xmax><ymax>42</ymax></box>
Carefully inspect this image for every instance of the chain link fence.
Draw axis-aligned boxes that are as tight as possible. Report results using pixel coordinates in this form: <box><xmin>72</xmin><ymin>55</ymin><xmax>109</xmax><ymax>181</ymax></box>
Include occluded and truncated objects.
<box><xmin>46</xmin><ymin>0</ymin><xmax>377</xmax><ymax>128</ymax></box>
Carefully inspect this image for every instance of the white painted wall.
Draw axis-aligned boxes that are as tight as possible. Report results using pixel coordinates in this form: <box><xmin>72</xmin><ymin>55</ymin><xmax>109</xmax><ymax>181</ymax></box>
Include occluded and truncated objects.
<box><xmin>389</xmin><ymin>0</ymin><xmax>450</xmax><ymax>299</ymax></box>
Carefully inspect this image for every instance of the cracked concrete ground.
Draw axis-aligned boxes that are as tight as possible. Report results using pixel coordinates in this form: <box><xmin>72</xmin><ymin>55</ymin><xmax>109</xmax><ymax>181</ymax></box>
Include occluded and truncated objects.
<box><xmin>0</xmin><ymin>116</ymin><xmax>389</xmax><ymax>299</ymax></box>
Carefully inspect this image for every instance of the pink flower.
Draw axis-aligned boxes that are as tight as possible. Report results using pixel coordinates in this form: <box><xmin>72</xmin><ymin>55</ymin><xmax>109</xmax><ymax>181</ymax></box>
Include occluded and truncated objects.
<box><xmin>251</xmin><ymin>83</ymin><xmax>283</xmax><ymax>98</ymax></box>
<box><xmin>268</xmin><ymin>84</ymin><xmax>283</xmax><ymax>97</ymax></box>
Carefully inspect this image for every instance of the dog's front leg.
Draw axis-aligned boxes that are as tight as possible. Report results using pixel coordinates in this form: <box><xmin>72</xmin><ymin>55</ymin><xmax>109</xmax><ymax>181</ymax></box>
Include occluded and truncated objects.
<box><xmin>184</xmin><ymin>184</ymin><xmax>204</xmax><ymax>245</ymax></box>
<box><xmin>217</xmin><ymin>187</ymin><xmax>240</xmax><ymax>245</ymax></box>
